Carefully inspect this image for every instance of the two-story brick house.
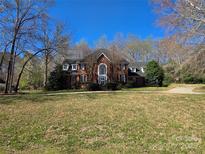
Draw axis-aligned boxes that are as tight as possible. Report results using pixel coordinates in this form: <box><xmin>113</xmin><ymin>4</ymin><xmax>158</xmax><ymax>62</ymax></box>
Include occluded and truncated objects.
<box><xmin>62</xmin><ymin>49</ymin><xmax>145</xmax><ymax>88</ymax></box>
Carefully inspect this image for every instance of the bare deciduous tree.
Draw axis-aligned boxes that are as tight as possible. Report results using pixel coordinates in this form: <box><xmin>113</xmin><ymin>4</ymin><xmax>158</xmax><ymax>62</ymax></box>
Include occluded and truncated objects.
<box><xmin>40</xmin><ymin>21</ymin><xmax>70</xmax><ymax>87</ymax></box>
<box><xmin>75</xmin><ymin>39</ymin><xmax>91</xmax><ymax>58</ymax></box>
<box><xmin>95</xmin><ymin>34</ymin><xmax>109</xmax><ymax>49</ymax></box>
<box><xmin>157</xmin><ymin>36</ymin><xmax>189</xmax><ymax>65</ymax></box>
<box><xmin>0</xmin><ymin>0</ymin><xmax>53</xmax><ymax>93</ymax></box>
<box><xmin>152</xmin><ymin>0</ymin><xmax>205</xmax><ymax>46</ymax></box>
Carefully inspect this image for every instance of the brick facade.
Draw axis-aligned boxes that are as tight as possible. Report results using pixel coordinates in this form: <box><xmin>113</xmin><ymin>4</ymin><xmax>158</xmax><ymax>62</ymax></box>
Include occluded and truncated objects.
<box><xmin>63</xmin><ymin>49</ymin><xmax>144</xmax><ymax>88</ymax></box>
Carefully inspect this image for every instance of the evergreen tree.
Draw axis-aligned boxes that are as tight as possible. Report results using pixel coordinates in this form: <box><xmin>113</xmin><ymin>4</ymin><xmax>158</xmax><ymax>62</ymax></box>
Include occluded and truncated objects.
<box><xmin>46</xmin><ymin>64</ymin><xmax>69</xmax><ymax>91</ymax></box>
<box><xmin>145</xmin><ymin>60</ymin><xmax>164</xmax><ymax>87</ymax></box>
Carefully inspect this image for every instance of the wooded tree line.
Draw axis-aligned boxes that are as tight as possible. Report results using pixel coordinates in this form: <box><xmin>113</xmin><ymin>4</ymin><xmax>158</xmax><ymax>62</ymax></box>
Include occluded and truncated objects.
<box><xmin>0</xmin><ymin>0</ymin><xmax>70</xmax><ymax>93</ymax></box>
<box><xmin>152</xmin><ymin>0</ymin><xmax>205</xmax><ymax>83</ymax></box>
<box><xmin>0</xmin><ymin>0</ymin><xmax>204</xmax><ymax>93</ymax></box>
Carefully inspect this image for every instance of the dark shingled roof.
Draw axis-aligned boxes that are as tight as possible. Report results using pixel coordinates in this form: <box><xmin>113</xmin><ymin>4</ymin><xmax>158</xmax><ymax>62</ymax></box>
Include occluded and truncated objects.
<box><xmin>83</xmin><ymin>48</ymin><xmax>129</xmax><ymax>64</ymax></box>
<box><xmin>129</xmin><ymin>62</ymin><xmax>146</xmax><ymax>69</ymax></box>
<box><xmin>128</xmin><ymin>69</ymin><xmax>145</xmax><ymax>77</ymax></box>
<box><xmin>63</xmin><ymin>59</ymin><xmax>83</xmax><ymax>64</ymax></box>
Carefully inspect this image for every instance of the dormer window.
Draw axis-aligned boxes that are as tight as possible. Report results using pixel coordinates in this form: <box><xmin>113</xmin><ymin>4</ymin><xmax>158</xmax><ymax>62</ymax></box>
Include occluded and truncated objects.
<box><xmin>72</xmin><ymin>64</ymin><xmax>77</xmax><ymax>71</ymax></box>
<box><xmin>132</xmin><ymin>68</ymin><xmax>136</xmax><ymax>72</ymax></box>
<box><xmin>63</xmin><ymin>64</ymin><xmax>69</xmax><ymax>71</ymax></box>
<box><xmin>141</xmin><ymin>67</ymin><xmax>144</xmax><ymax>73</ymax></box>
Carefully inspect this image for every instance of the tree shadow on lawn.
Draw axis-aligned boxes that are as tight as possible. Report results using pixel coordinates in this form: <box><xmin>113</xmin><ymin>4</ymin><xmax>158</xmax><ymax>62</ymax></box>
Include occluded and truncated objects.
<box><xmin>0</xmin><ymin>92</ymin><xmax>111</xmax><ymax>105</ymax></box>
<box><xmin>0</xmin><ymin>94</ymin><xmax>69</xmax><ymax>105</ymax></box>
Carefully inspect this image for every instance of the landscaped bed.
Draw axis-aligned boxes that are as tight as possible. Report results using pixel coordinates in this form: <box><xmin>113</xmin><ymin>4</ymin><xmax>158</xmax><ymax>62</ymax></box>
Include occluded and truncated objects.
<box><xmin>0</xmin><ymin>92</ymin><xmax>204</xmax><ymax>153</ymax></box>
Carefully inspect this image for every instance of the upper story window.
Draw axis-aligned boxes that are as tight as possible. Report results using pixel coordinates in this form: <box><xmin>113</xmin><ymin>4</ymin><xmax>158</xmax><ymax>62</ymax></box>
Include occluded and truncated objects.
<box><xmin>120</xmin><ymin>74</ymin><xmax>126</xmax><ymax>83</ymax></box>
<box><xmin>72</xmin><ymin>64</ymin><xmax>77</xmax><ymax>71</ymax></box>
<box><xmin>121</xmin><ymin>64</ymin><xmax>126</xmax><ymax>70</ymax></box>
<box><xmin>63</xmin><ymin>64</ymin><xmax>69</xmax><ymax>71</ymax></box>
<box><xmin>141</xmin><ymin>67</ymin><xmax>144</xmax><ymax>73</ymax></box>
<box><xmin>132</xmin><ymin>68</ymin><xmax>136</xmax><ymax>72</ymax></box>
<box><xmin>99</xmin><ymin>64</ymin><xmax>106</xmax><ymax>75</ymax></box>
<box><xmin>80</xmin><ymin>64</ymin><xmax>85</xmax><ymax>70</ymax></box>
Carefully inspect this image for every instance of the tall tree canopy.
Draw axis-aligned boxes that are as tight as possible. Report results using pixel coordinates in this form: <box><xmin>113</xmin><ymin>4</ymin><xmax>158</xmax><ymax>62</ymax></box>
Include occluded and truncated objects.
<box><xmin>152</xmin><ymin>0</ymin><xmax>205</xmax><ymax>46</ymax></box>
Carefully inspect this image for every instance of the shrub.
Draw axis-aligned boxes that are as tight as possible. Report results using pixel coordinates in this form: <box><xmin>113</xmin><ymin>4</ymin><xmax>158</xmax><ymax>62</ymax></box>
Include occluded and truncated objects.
<box><xmin>46</xmin><ymin>64</ymin><xmax>69</xmax><ymax>91</ymax></box>
<box><xmin>182</xmin><ymin>73</ymin><xmax>205</xmax><ymax>84</ymax></box>
<box><xmin>0</xmin><ymin>84</ymin><xmax>5</xmax><ymax>92</ymax></box>
<box><xmin>145</xmin><ymin>60</ymin><xmax>164</xmax><ymax>87</ymax></box>
<box><xmin>0</xmin><ymin>79</ymin><xmax>5</xmax><ymax>92</ymax></box>
<box><xmin>124</xmin><ymin>81</ymin><xmax>138</xmax><ymax>88</ymax></box>
<box><xmin>87</xmin><ymin>83</ymin><xmax>101</xmax><ymax>91</ymax></box>
<box><xmin>0</xmin><ymin>79</ymin><xmax>5</xmax><ymax>84</ymax></box>
<box><xmin>183</xmin><ymin>74</ymin><xmax>194</xmax><ymax>83</ymax></box>
<box><xmin>105</xmin><ymin>82</ymin><xmax>120</xmax><ymax>90</ymax></box>
<box><xmin>163</xmin><ymin>74</ymin><xmax>174</xmax><ymax>87</ymax></box>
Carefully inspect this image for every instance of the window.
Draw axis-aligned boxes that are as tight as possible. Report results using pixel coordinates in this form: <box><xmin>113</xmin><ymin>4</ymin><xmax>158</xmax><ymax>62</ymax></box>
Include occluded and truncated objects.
<box><xmin>141</xmin><ymin>67</ymin><xmax>144</xmax><ymax>73</ymax></box>
<box><xmin>98</xmin><ymin>63</ymin><xmax>107</xmax><ymax>85</ymax></box>
<box><xmin>63</xmin><ymin>64</ymin><xmax>69</xmax><ymax>71</ymax></box>
<box><xmin>121</xmin><ymin>64</ymin><xmax>126</xmax><ymax>70</ymax></box>
<box><xmin>120</xmin><ymin>74</ymin><xmax>126</xmax><ymax>82</ymax></box>
<box><xmin>80</xmin><ymin>64</ymin><xmax>85</xmax><ymax>70</ymax></box>
<box><xmin>99</xmin><ymin>64</ymin><xmax>106</xmax><ymax>75</ymax></box>
<box><xmin>99</xmin><ymin>76</ymin><xmax>106</xmax><ymax>85</ymax></box>
<box><xmin>72</xmin><ymin>64</ymin><xmax>77</xmax><ymax>70</ymax></box>
<box><xmin>132</xmin><ymin>68</ymin><xmax>136</xmax><ymax>72</ymax></box>
<box><xmin>80</xmin><ymin>75</ymin><xmax>87</xmax><ymax>83</ymax></box>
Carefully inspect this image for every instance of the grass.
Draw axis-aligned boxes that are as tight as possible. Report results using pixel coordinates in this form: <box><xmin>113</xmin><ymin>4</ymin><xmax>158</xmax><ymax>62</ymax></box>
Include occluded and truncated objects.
<box><xmin>19</xmin><ymin>88</ymin><xmax>86</xmax><ymax>95</ymax></box>
<box><xmin>19</xmin><ymin>84</ymin><xmax>179</xmax><ymax>95</ymax></box>
<box><xmin>18</xmin><ymin>84</ymin><xmax>205</xmax><ymax>95</ymax></box>
<box><xmin>193</xmin><ymin>86</ymin><xmax>205</xmax><ymax>92</ymax></box>
<box><xmin>121</xmin><ymin>83</ymin><xmax>192</xmax><ymax>91</ymax></box>
<box><xmin>122</xmin><ymin>86</ymin><xmax>170</xmax><ymax>91</ymax></box>
<box><xmin>0</xmin><ymin>91</ymin><xmax>205</xmax><ymax>153</ymax></box>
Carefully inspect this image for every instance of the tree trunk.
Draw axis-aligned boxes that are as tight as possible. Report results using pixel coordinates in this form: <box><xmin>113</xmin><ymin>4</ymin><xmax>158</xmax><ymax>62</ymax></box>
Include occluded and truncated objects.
<box><xmin>5</xmin><ymin>37</ymin><xmax>17</xmax><ymax>94</ymax></box>
<box><xmin>10</xmin><ymin>53</ymin><xmax>17</xmax><ymax>93</ymax></box>
<box><xmin>15</xmin><ymin>49</ymin><xmax>46</xmax><ymax>93</ymax></box>
<box><xmin>0</xmin><ymin>50</ymin><xmax>6</xmax><ymax>72</ymax></box>
<box><xmin>44</xmin><ymin>53</ymin><xmax>48</xmax><ymax>87</ymax></box>
<box><xmin>15</xmin><ymin>63</ymin><xmax>25</xmax><ymax>93</ymax></box>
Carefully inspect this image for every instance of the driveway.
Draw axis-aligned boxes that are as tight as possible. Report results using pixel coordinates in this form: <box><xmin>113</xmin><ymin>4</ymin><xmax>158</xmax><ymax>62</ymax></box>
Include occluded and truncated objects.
<box><xmin>167</xmin><ymin>86</ymin><xmax>204</xmax><ymax>94</ymax></box>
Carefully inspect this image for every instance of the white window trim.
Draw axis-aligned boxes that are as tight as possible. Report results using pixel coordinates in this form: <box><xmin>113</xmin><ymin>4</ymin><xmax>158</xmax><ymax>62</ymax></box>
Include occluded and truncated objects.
<box><xmin>141</xmin><ymin>67</ymin><xmax>144</xmax><ymax>73</ymax></box>
<box><xmin>97</xmin><ymin>53</ymin><xmax>111</xmax><ymax>62</ymax></box>
<box><xmin>99</xmin><ymin>76</ymin><xmax>107</xmax><ymax>85</ymax></box>
<box><xmin>98</xmin><ymin>63</ymin><xmax>107</xmax><ymax>85</ymax></box>
<box><xmin>121</xmin><ymin>64</ymin><xmax>126</xmax><ymax>70</ymax></box>
<box><xmin>120</xmin><ymin>74</ymin><xmax>126</xmax><ymax>83</ymax></box>
<box><xmin>98</xmin><ymin>63</ymin><xmax>107</xmax><ymax>76</ymax></box>
<box><xmin>80</xmin><ymin>74</ymin><xmax>87</xmax><ymax>83</ymax></box>
<box><xmin>72</xmin><ymin>64</ymin><xmax>78</xmax><ymax>71</ymax></box>
<box><xmin>63</xmin><ymin>64</ymin><xmax>69</xmax><ymax>71</ymax></box>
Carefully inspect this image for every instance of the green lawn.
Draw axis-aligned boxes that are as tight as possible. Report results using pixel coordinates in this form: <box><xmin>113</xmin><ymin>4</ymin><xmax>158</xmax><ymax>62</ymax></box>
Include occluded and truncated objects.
<box><xmin>0</xmin><ymin>92</ymin><xmax>205</xmax><ymax>153</ymax></box>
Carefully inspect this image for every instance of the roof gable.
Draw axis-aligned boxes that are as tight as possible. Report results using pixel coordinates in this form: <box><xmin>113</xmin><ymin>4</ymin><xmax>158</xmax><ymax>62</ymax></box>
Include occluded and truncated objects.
<box><xmin>97</xmin><ymin>52</ymin><xmax>111</xmax><ymax>62</ymax></box>
<box><xmin>83</xmin><ymin>48</ymin><xmax>129</xmax><ymax>64</ymax></box>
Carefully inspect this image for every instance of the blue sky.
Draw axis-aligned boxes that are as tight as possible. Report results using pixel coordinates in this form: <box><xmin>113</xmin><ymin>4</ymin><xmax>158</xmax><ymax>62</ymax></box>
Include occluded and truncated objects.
<box><xmin>50</xmin><ymin>0</ymin><xmax>164</xmax><ymax>46</ymax></box>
